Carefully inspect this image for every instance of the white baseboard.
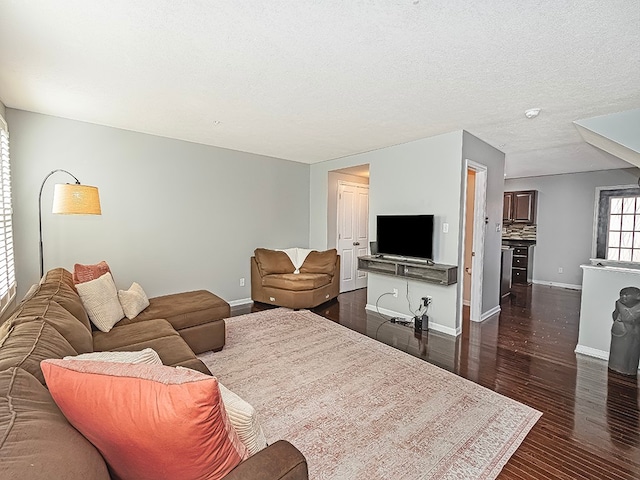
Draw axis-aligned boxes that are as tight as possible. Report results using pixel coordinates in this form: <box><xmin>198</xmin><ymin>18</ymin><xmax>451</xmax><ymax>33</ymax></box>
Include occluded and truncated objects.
<box><xmin>365</xmin><ymin>304</ymin><xmax>459</xmax><ymax>337</ymax></box>
<box><xmin>480</xmin><ymin>305</ymin><xmax>501</xmax><ymax>321</ymax></box>
<box><xmin>229</xmin><ymin>298</ymin><xmax>253</xmax><ymax>307</ymax></box>
<box><xmin>576</xmin><ymin>345</ymin><xmax>640</xmax><ymax>371</ymax></box>
<box><xmin>574</xmin><ymin>344</ymin><xmax>608</xmax><ymax>361</ymax></box>
<box><xmin>532</xmin><ymin>280</ymin><xmax>582</xmax><ymax>290</ymax></box>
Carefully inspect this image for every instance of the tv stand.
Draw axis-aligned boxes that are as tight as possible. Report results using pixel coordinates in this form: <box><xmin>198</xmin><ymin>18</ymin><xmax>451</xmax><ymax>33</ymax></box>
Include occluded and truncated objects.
<box><xmin>379</xmin><ymin>255</ymin><xmax>434</xmax><ymax>266</ymax></box>
<box><xmin>358</xmin><ymin>255</ymin><xmax>457</xmax><ymax>286</ymax></box>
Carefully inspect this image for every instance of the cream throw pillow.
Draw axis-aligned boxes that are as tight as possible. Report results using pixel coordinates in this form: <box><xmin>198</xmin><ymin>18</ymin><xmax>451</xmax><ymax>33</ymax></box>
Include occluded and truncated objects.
<box><xmin>64</xmin><ymin>348</ymin><xmax>162</xmax><ymax>365</ymax></box>
<box><xmin>218</xmin><ymin>382</ymin><xmax>268</xmax><ymax>456</ymax></box>
<box><xmin>76</xmin><ymin>272</ymin><xmax>124</xmax><ymax>332</ymax></box>
<box><xmin>118</xmin><ymin>282</ymin><xmax>150</xmax><ymax>319</ymax></box>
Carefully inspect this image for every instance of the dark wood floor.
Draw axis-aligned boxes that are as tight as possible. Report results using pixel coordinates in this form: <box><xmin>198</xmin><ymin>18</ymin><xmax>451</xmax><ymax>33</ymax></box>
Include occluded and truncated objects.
<box><xmin>235</xmin><ymin>285</ymin><xmax>640</xmax><ymax>479</ymax></box>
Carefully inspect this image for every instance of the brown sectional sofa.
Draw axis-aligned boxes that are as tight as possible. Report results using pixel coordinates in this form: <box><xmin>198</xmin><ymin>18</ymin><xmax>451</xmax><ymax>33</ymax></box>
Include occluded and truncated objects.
<box><xmin>0</xmin><ymin>267</ymin><xmax>308</xmax><ymax>480</ymax></box>
<box><xmin>251</xmin><ymin>248</ymin><xmax>340</xmax><ymax>309</ymax></box>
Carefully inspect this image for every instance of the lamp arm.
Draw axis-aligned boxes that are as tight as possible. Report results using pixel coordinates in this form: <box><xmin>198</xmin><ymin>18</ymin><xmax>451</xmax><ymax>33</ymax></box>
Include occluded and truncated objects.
<box><xmin>38</xmin><ymin>169</ymin><xmax>82</xmax><ymax>278</ymax></box>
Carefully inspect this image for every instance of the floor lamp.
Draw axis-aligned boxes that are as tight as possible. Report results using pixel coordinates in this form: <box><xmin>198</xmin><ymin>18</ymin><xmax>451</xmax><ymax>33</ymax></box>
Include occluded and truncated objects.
<box><xmin>39</xmin><ymin>169</ymin><xmax>102</xmax><ymax>278</ymax></box>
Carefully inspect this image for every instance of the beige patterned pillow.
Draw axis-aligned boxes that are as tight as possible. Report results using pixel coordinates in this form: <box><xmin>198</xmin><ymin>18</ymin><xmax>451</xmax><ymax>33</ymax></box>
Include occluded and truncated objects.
<box><xmin>118</xmin><ymin>282</ymin><xmax>150</xmax><ymax>319</ymax></box>
<box><xmin>218</xmin><ymin>382</ymin><xmax>268</xmax><ymax>456</ymax></box>
<box><xmin>76</xmin><ymin>272</ymin><xmax>124</xmax><ymax>332</ymax></box>
<box><xmin>64</xmin><ymin>348</ymin><xmax>162</xmax><ymax>365</ymax></box>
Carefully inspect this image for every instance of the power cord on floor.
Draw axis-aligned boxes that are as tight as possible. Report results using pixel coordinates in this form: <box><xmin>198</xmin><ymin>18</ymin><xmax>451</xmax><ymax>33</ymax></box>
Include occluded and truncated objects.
<box><xmin>374</xmin><ymin>291</ymin><xmax>401</xmax><ymax>340</ymax></box>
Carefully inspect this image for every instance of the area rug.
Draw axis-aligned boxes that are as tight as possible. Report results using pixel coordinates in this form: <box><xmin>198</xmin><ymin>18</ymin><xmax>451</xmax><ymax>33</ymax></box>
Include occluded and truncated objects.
<box><xmin>198</xmin><ymin>308</ymin><xmax>541</xmax><ymax>479</ymax></box>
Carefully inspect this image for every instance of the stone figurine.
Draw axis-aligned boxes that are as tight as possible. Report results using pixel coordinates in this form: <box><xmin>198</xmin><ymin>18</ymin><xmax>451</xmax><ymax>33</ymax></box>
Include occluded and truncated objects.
<box><xmin>609</xmin><ymin>286</ymin><xmax>640</xmax><ymax>375</ymax></box>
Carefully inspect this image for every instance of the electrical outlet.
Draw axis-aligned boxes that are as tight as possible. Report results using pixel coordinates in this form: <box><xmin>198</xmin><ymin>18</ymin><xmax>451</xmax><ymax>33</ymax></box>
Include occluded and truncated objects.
<box><xmin>392</xmin><ymin>288</ymin><xmax>398</xmax><ymax>298</ymax></box>
<box><xmin>239</xmin><ymin>277</ymin><xmax>245</xmax><ymax>286</ymax></box>
<box><xmin>558</xmin><ymin>267</ymin><xmax>563</xmax><ymax>274</ymax></box>
<box><xmin>422</xmin><ymin>296</ymin><xmax>432</xmax><ymax>307</ymax></box>
<box><xmin>442</xmin><ymin>223</ymin><xmax>449</xmax><ymax>233</ymax></box>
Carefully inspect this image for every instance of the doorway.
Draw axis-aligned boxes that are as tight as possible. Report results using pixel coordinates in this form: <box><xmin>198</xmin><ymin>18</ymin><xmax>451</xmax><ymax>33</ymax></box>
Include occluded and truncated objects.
<box><xmin>326</xmin><ymin>165</ymin><xmax>370</xmax><ymax>293</ymax></box>
<box><xmin>337</xmin><ymin>181</ymin><xmax>369</xmax><ymax>292</ymax></box>
<box><xmin>461</xmin><ymin>161</ymin><xmax>488</xmax><ymax>323</ymax></box>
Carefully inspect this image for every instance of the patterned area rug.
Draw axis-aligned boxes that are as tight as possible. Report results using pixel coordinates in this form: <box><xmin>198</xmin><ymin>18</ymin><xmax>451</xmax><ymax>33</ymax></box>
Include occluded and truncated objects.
<box><xmin>198</xmin><ymin>308</ymin><xmax>541</xmax><ymax>479</ymax></box>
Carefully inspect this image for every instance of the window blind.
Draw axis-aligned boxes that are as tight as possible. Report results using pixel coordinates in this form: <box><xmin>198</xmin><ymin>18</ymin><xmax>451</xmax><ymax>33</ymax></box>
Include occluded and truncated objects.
<box><xmin>0</xmin><ymin>118</ymin><xmax>16</xmax><ymax>315</ymax></box>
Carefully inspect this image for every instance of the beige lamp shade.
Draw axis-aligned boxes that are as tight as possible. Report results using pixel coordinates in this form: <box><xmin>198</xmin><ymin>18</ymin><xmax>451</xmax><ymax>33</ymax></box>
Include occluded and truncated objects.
<box><xmin>52</xmin><ymin>184</ymin><xmax>102</xmax><ymax>215</ymax></box>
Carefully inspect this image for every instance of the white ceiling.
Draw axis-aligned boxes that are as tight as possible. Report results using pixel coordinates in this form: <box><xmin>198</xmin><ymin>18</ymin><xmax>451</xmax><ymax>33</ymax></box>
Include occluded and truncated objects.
<box><xmin>1</xmin><ymin>1</ymin><xmax>639</xmax><ymax>178</ymax></box>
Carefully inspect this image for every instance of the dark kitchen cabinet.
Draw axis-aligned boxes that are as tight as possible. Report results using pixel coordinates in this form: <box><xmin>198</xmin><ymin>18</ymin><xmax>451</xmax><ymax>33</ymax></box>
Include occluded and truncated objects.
<box><xmin>503</xmin><ymin>193</ymin><xmax>514</xmax><ymax>223</ymax></box>
<box><xmin>503</xmin><ymin>190</ymin><xmax>537</xmax><ymax>224</ymax></box>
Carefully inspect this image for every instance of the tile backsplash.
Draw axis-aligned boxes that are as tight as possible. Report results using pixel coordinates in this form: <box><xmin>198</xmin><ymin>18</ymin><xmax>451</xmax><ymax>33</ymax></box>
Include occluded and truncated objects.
<box><xmin>502</xmin><ymin>224</ymin><xmax>537</xmax><ymax>241</ymax></box>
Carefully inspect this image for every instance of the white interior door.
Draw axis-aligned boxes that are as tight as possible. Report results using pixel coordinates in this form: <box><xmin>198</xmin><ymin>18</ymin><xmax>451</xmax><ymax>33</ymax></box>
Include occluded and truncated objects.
<box><xmin>468</xmin><ymin>161</ymin><xmax>487</xmax><ymax>322</ymax></box>
<box><xmin>337</xmin><ymin>182</ymin><xmax>369</xmax><ymax>292</ymax></box>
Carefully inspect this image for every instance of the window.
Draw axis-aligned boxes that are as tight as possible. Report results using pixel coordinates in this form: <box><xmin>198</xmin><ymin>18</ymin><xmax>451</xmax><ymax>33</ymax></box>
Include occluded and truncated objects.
<box><xmin>606</xmin><ymin>196</ymin><xmax>640</xmax><ymax>262</ymax></box>
<box><xmin>0</xmin><ymin>116</ymin><xmax>16</xmax><ymax>315</ymax></box>
<box><xmin>594</xmin><ymin>186</ymin><xmax>640</xmax><ymax>263</ymax></box>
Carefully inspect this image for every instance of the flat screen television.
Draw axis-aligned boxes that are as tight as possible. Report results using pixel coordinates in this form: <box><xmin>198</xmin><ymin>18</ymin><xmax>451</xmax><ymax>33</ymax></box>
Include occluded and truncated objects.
<box><xmin>376</xmin><ymin>214</ymin><xmax>434</xmax><ymax>261</ymax></box>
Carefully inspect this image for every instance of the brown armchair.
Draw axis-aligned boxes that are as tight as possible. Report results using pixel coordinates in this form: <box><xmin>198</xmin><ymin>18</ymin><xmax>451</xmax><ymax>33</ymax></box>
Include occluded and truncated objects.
<box><xmin>251</xmin><ymin>248</ymin><xmax>340</xmax><ymax>309</ymax></box>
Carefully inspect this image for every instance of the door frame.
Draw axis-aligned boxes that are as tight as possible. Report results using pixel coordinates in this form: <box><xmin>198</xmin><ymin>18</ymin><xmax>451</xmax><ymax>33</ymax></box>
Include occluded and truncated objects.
<box><xmin>336</xmin><ymin>180</ymin><xmax>370</xmax><ymax>293</ymax></box>
<box><xmin>460</xmin><ymin>160</ymin><xmax>488</xmax><ymax>324</ymax></box>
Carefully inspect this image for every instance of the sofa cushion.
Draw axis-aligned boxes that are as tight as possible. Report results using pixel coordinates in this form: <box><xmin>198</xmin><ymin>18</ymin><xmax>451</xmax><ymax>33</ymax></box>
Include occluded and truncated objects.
<box><xmin>118</xmin><ymin>282</ymin><xmax>150</xmax><ymax>319</ymax></box>
<box><xmin>174</xmin><ymin>358</ymin><xmax>213</xmax><ymax>375</ymax></box>
<box><xmin>10</xmin><ymin>300</ymin><xmax>93</xmax><ymax>354</ymax></box>
<box><xmin>72</xmin><ymin>260</ymin><xmax>111</xmax><ymax>285</ymax></box>
<box><xmin>262</xmin><ymin>273</ymin><xmax>332</xmax><ymax>291</ymax></box>
<box><xmin>76</xmin><ymin>272</ymin><xmax>124</xmax><ymax>332</ymax></box>
<box><xmin>300</xmin><ymin>249</ymin><xmax>338</xmax><ymax>275</ymax></box>
<box><xmin>31</xmin><ymin>269</ymin><xmax>92</xmax><ymax>332</ymax></box>
<box><xmin>41</xmin><ymin>359</ymin><xmax>248</xmax><ymax>480</ymax></box>
<box><xmin>93</xmin><ymin>319</ymin><xmax>201</xmax><ymax>367</ymax></box>
<box><xmin>92</xmin><ymin>318</ymin><xmax>180</xmax><ymax>350</ymax></box>
<box><xmin>254</xmin><ymin>248</ymin><xmax>295</xmax><ymax>276</ymax></box>
<box><xmin>41</xmin><ymin>267</ymin><xmax>76</xmax><ymax>290</ymax></box>
<box><xmin>129</xmin><ymin>290</ymin><xmax>230</xmax><ymax>331</ymax></box>
<box><xmin>0</xmin><ymin>367</ymin><xmax>110</xmax><ymax>480</ymax></box>
<box><xmin>0</xmin><ymin>320</ymin><xmax>77</xmax><ymax>385</ymax></box>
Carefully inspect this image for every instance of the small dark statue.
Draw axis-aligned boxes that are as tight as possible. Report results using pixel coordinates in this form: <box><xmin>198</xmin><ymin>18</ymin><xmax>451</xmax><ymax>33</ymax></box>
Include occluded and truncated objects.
<box><xmin>609</xmin><ymin>286</ymin><xmax>640</xmax><ymax>375</ymax></box>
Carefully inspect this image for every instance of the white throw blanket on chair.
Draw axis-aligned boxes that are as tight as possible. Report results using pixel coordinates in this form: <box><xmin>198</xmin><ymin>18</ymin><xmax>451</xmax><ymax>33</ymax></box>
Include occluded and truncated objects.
<box><xmin>277</xmin><ymin>248</ymin><xmax>313</xmax><ymax>274</ymax></box>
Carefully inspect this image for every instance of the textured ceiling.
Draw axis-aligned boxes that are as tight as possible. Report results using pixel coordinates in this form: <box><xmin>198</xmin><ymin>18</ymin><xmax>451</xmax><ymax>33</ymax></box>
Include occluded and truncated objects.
<box><xmin>0</xmin><ymin>1</ymin><xmax>638</xmax><ymax>178</ymax></box>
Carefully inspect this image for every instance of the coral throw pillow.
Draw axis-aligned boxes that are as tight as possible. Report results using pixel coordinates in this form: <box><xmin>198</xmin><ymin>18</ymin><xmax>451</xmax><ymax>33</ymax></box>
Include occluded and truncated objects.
<box><xmin>73</xmin><ymin>261</ymin><xmax>111</xmax><ymax>285</ymax></box>
<box><xmin>41</xmin><ymin>359</ymin><xmax>249</xmax><ymax>480</ymax></box>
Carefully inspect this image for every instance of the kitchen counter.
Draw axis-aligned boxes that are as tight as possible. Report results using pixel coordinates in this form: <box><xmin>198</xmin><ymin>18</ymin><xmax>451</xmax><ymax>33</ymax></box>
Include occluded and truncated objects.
<box><xmin>501</xmin><ymin>241</ymin><xmax>535</xmax><ymax>284</ymax></box>
<box><xmin>502</xmin><ymin>238</ymin><xmax>536</xmax><ymax>246</ymax></box>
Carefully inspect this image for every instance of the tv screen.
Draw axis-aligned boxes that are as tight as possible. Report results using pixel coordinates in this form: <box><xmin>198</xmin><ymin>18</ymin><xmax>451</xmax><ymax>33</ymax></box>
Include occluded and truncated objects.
<box><xmin>376</xmin><ymin>215</ymin><xmax>434</xmax><ymax>261</ymax></box>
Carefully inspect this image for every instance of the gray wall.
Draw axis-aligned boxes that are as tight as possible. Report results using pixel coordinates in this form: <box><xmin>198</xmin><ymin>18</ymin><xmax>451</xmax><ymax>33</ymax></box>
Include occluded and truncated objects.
<box><xmin>310</xmin><ymin>130</ymin><xmax>503</xmax><ymax>335</ymax></box>
<box><xmin>505</xmin><ymin>168</ymin><xmax>639</xmax><ymax>287</ymax></box>
<box><xmin>8</xmin><ymin>109</ymin><xmax>310</xmax><ymax>303</ymax></box>
<box><xmin>461</xmin><ymin>132</ymin><xmax>506</xmax><ymax>317</ymax></box>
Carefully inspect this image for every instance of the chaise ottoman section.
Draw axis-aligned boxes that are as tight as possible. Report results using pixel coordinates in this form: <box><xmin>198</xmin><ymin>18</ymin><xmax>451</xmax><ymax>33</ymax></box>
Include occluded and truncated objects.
<box><xmin>130</xmin><ymin>290</ymin><xmax>229</xmax><ymax>354</ymax></box>
<box><xmin>92</xmin><ymin>319</ymin><xmax>211</xmax><ymax>375</ymax></box>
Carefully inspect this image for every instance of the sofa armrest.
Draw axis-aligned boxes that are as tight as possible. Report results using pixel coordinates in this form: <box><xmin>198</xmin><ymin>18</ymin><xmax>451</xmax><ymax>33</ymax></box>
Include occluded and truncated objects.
<box><xmin>224</xmin><ymin>440</ymin><xmax>308</xmax><ymax>480</ymax></box>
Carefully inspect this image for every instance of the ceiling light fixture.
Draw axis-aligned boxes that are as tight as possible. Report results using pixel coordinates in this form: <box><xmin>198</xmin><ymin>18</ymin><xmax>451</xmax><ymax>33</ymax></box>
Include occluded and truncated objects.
<box><xmin>524</xmin><ymin>108</ymin><xmax>541</xmax><ymax>119</ymax></box>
